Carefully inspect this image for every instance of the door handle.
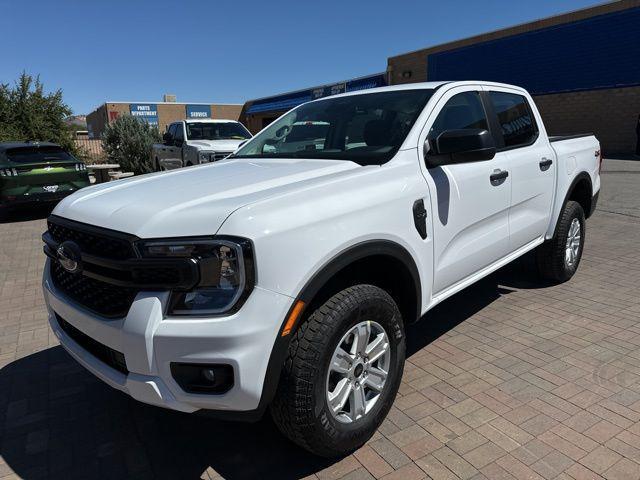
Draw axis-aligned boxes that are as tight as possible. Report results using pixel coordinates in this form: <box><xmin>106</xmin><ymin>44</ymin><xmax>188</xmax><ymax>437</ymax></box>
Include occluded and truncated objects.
<box><xmin>539</xmin><ymin>158</ymin><xmax>553</xmax><ymax>171</ymax></box>
<box><xmin>490</xmin><ymin>169</ymin><xmax>509</xmax><ymax>186</ymax></box>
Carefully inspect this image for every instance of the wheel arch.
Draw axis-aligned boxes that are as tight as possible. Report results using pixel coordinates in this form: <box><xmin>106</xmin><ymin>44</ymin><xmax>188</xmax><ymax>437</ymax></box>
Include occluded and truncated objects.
<box><xmin>295</xmin><ymin>240</ymin><xmax>422</xmax><ymax>327</ymax></box>
<box><xmin>255</xmin><ymin>240</ymin><xmax>422</xmax><ymax>417</ymax></box>
<box><xmin>567</xmin><ymin>172</ymin><xmax>594</xmax><ymax>219</ymax></box>
<box><xmin>549</xmin><ymin>171</ymin><xmax>593</xmax><ymax>237</ymax></box>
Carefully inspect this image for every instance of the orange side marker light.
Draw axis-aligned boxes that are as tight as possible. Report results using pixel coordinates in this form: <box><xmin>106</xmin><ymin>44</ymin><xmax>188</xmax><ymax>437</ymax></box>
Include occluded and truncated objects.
<box><xmin>281</xmin><ymin>300</ymin><xmax>306</xmax><ymax>337</ymax></box>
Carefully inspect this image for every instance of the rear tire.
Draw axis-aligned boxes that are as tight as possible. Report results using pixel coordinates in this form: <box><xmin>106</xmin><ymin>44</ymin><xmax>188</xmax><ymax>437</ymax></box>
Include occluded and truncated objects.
<box><xmin>271</xmin><ymin>285</ymin><xmax>405</xmax><ymax>457</ymax></box>
<box><xmin>536</xmin><ymin>200</ymin><xmax>585</xmax><ymax>283</ymax></box>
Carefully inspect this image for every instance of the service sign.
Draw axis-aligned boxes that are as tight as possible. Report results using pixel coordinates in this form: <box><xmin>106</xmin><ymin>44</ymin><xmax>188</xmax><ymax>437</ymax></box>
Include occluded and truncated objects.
<box><xmin>312</xmin><ymin>82</ymin><xmax>346</xmax><ymax>100</ymax></box>
<box><xmin>186</xmin><ymin>105</ymin><xmax>211</xmax><ymax>119</ymax></box>
<box><xmin>130</xmin><ymin>104</ymin><xmax>158</xmax><ymax>126</ymax></box>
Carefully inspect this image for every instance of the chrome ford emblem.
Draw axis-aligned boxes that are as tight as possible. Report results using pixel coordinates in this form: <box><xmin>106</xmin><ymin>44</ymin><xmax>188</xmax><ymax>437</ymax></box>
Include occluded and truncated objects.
<box><xmin>43</xmin><ymin>185</ymin><xmax>59</xmax><ymax>193</ymax></box>
<box><xmin>56</xmin><ymin>241</ymin><xmax>82</xmax><ymax>274</ymax></box>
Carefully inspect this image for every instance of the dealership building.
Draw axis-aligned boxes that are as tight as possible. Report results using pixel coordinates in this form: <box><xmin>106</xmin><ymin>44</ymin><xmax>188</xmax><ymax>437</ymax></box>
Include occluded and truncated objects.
<box><xmin>241</xmin><ymin>0</ymin><xmax>640</xmax><ymax>154</ymax></box>
<box><xmin>86</xmin><ymin>98</ymin><xmax>243</xmax><ymax>139</ymax></box>
<box><xmin>241</xmin><ymin>73</ymin><xmax>388</xmax><ymax>133</ymax></box>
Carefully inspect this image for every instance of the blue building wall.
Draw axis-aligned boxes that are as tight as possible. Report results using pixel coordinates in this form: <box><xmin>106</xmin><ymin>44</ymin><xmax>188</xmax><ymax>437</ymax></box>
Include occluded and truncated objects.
<box><xmin>427</xmin><ymin>7</ymin><xmax>640</xmax><ymax>94</ymax></box>
<box><xmin>246</xmin><ymin>73</ymin><xmax>387</xmax><ymax>114</ymax></box>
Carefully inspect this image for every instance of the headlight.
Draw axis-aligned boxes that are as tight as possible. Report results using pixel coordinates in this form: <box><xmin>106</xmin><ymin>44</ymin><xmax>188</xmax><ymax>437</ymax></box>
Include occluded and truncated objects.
<box><xmin>136</xmin><ymin>237</ymin><xmax>254</xmax><ymax>316</ymax></box>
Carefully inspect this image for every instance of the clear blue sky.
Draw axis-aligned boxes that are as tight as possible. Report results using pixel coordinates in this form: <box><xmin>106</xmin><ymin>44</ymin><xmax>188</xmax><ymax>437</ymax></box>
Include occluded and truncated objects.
<box><xmin>2</xmin><ymin>0</ymin><xmax>602</xmax><ymax>115</ymax></box>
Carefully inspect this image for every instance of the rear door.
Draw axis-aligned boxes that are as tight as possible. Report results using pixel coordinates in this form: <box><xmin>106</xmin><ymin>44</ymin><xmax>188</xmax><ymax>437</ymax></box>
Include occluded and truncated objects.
<box><xmin>484</xmin><ymin>87</ymin><xmax>556</xmax><ymax>251</ymax></box>
<box><xmin>418</xmin><ymin>86</ymin><xmax>512</xmax><ymax>296</ymax></box>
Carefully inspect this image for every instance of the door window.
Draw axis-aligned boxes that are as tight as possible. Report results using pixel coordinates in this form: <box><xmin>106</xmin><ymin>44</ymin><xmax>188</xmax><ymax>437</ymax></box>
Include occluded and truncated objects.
<box><xmin>166</xmin><ymin>124</ymin><xmax>177</xmax><ymax>144</ymax></box>
<box><xmin>174</xmin><ymin>123</ymin><xmax>184</xmax><ymax>146</ymax></box>
<box><xmin>488</xmin><ymin>92</ymin><xmax>538</xmax><ymax>148</ymax></box>
<box><xmin>429</xmin><ymin>91</ymin><xmax>489</xmax><ymax>140</ymax></box>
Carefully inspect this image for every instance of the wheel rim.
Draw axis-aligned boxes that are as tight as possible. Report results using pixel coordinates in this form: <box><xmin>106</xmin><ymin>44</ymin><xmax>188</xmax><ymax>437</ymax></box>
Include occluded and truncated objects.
<box><xmin>326</xmin><ymin>320</ymin><xmax>391</xmax><ymax>424</ymax></box>
<box><xmin>565</xmin><ymin>217</ymin><xmax>582</xmax><ymax>268</ymax></box>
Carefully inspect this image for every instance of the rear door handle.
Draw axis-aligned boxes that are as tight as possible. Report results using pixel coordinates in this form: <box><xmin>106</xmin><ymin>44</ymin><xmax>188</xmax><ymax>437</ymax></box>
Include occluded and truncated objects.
<box><xmin>539</xmin><ymin>158</ymin><xmax>553</xmax><ymax>171</ymax></box>
<box><xmin>490</xmin><ymin>169</ymin><xmax>509</xmax><ymax>186</ymax></box>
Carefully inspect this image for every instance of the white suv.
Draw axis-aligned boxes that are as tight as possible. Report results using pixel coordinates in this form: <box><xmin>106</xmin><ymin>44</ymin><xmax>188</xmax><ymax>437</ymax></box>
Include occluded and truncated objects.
<box><xmin>43</xmin><ymin>81</ymin><xmax>600</xmax><ymax>457</ymax></box>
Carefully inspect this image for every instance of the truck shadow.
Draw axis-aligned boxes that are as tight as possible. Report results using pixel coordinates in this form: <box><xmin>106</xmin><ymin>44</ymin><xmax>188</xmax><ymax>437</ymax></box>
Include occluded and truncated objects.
<box><xmin>0</xmin><ymin>204</ymin><xmax>55</xmax><ymax>224</ymax></box>
<box><xmin>0</xmin><ymin>256</ymin><xmax>549</xmax><ymax>479</ymax></box>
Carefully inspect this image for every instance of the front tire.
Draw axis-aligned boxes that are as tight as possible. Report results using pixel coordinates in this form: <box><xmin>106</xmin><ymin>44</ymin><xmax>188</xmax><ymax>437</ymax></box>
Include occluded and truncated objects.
<box><xmin>536</xmin><ymin>200</ymin><xmax>585</xmax><ymax>283</ymax></box>
<box><xmin>271</xmin><ymin>285</ymin><xmax>405</xmax><ymax>457</ymax></box>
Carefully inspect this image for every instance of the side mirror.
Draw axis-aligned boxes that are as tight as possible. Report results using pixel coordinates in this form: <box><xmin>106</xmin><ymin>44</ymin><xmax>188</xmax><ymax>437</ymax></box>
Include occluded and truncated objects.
<box><xmin>174</xmin><ymin>138</ymin><xmax>183</xmax><ymax>147</ymax></box>
<box><xmin>425</xmin><ymin>129</ymin><xmax>496</xmax><ymax>168</ymax></box>
<box><xmin>162</xmin><ymin>132</ymin><xmax>172</xmax><ymax>144</ymax></box>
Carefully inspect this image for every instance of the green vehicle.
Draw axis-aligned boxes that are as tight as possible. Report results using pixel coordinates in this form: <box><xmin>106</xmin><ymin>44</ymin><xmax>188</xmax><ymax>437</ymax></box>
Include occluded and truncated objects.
<box><xmin>0</xmin><ymin>142</ymin><xmax>90</xmax><ymax>209</ymax></box>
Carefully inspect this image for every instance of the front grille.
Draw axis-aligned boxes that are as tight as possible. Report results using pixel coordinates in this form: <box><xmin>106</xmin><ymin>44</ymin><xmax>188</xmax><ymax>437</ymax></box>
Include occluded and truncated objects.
<box><xmin>48</xmin><ymin>219</ymin><xmax>134</xmax><ymax>260</ymax></box>
<box><xmin>46</xmin><ymin>216</ymin><xmax>198</xmax><ymax>318</ymax></box>
<box><xmin>212</xmin><ymin>151</ymin><xmax>232</xmax><ymax>162</ymax></box>
<box><xmin>51</xmin><ymin>262</ymin><xmax>137</xmax><ymax>318</ymax></box>
<box><xmin>56</xmin><ymin>314</ymin><xmax>129</xmax><ymax>375</ymax></box>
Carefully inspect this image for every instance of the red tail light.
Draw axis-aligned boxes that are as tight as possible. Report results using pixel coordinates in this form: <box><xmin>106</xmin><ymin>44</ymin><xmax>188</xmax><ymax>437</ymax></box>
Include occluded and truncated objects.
<box><xmin>596</xmin><ymin>149</ymin><xmax>603</xmax><ymax>174</ymax></box>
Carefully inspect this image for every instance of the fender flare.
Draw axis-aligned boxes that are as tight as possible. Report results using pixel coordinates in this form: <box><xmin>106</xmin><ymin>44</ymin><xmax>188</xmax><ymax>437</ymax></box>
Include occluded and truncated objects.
<box><xmin>549</xmin><ymin>172</ymin><xmax>593</xmax><ymax>236</ymax></box>
<box><xmin>295</xmin><ymin>240</ymin><xmax>421</xmax><ymax>315</ymax></box>
<box><xmin>249</xmin><ymin>240</ymin><xmax>422</xmax><ymax>419</ymax></box>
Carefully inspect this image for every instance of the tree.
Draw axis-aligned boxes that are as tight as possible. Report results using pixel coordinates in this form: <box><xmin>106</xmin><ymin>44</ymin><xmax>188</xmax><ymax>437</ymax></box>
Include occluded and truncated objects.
<box><xmin>0</xmin><ymin>72</ymin><xmax>77</xmax><ymax>154</ymax></box>
<box><xmin>101</xmin><ymin>115</ymin><xmax>161</xmax><ymax>175</ymax></box>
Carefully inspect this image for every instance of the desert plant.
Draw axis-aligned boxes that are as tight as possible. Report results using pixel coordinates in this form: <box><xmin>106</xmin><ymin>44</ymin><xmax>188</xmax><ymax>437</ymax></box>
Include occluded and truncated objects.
<box><xmin>101</xmin><ymin>115</ymin><xmax>161</xmax><ymax>174</ymax></box>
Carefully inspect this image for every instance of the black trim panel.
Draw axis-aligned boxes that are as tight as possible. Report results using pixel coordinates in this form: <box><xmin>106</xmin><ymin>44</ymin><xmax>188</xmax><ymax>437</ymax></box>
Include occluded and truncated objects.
<box><xmin>549</xmin><ymin>133</ymin><xmax>594</xmax><ymax>142</ymax></box>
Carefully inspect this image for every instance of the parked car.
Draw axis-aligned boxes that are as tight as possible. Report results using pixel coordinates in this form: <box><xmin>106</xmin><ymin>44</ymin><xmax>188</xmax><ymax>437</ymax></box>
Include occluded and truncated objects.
<box><xmin>152</xmin><ymin>119</ymin><xmax>252</xmax><ymax>170</ymax></box>
<box><xmin>42</xmin><ymin>81</ymin><xmax>601</xmax><ymax>457</ymax></box>
<box><xmin>0</xmin><ymin>142</ymin><xmax>89</xmax><ymax>209</ymax></box>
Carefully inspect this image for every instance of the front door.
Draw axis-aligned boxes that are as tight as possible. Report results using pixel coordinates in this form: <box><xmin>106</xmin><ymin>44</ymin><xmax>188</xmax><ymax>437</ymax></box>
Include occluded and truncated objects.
<box><xmin>418</xmin><ymin>87</ymin><xmax>512</xmax><ymax>296</ymax></box>
<box><xmin>485</xmin><ymin>88</ymin><xmax>556</xmax><ymax>251</ymax></box>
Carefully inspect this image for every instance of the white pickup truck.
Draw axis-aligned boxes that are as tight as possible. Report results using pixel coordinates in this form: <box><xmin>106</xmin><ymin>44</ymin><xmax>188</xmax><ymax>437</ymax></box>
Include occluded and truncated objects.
<box><xmin>152</xmin><ymin>118</ymin><xmax>252</xmax><ymax>170</ymax></box>
<box><xmin>43</xmin><ymin>81</ymin><xmax>601</xmax><ymax>457</ymax></box>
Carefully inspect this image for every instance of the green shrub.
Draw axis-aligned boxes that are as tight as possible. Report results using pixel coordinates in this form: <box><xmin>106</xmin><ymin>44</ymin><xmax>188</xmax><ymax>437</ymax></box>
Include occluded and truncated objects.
<box><xmin>101</xmin><ymin>115</ymin><xmax>161</xmax><ymax>175</ymax></box>
<box><xmin>0</xmin><ymin>72</ymin><xmax>79</xmax><ymax>156</ymax></box>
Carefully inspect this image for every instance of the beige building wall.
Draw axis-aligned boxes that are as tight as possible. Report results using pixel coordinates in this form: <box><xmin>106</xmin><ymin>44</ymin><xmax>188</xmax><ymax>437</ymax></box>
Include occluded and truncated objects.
<box><xmin>213</xmin><ymin>104</ymin><xmax>242</xmax><ymax>121</ymax></box>
<box><xmin>157</xmin><ymin>104</ymin><xmax>186</xmax><ymax>133</ymax></box>
<box><xmin>534</xmin><ymin>87</ymin><xmax>640</xmax><ymax>154</ymax></box>
<box><xmin>86</xmin><ymin>105</ymin><xmax>107</xmax><ymax>139</ymax></box>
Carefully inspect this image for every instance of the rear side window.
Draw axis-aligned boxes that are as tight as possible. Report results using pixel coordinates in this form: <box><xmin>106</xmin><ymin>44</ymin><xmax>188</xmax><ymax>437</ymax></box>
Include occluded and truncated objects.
<box><xmin>6</xmin><ymin>146</ymin><xmax>73</xmax><ymax>163</ymax></box>
<box><xmin>429</xmin><ymin>91</ymin><xmax>489</xmax><ymax>139</ymax></box>
<box><xmin>489</xmin><ymin>91</ymin><xmax>538</xmax><ymax>148</ymax></box>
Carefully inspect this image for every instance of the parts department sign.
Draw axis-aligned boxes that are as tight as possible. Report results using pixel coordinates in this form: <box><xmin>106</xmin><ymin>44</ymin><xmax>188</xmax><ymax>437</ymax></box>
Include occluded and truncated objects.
<box><xmin>186</xmin><ymin>105</ymin><xmax>211</xmax><ymax>119</ymax></box>
<box><xmin>130</xmin><ymin>104</ymin><xmax>158</xmax><ymax>126</ymax></box>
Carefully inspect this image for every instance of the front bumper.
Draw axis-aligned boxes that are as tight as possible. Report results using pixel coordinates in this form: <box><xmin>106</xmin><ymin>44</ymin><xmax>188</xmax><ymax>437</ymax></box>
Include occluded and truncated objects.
<box><xmin>43</xmin><ymin>259</ymin><xmax>293</xmax><ymax>414</ymax></box>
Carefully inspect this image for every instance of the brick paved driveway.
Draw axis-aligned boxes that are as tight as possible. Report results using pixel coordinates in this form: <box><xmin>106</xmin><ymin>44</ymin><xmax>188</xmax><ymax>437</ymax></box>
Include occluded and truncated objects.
<box><xmin>1</xmin><ymin>160</ymin><xmax>640</xmax><ymax>479</ymax></box>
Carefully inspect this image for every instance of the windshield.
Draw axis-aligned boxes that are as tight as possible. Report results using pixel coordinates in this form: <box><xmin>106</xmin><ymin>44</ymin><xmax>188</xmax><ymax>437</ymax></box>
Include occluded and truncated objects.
<box><xmin>185</xmin><ymin>122</ymin><xmax>251</xmax><ymax>141</ymax></box>
<box><xmin>6</xmin><ymin>146</ymin><xmax>75</xmax><ymax>164</ymax></box>
<box><xmin>232</xmin><ymin>89</ymin><xmax>434</xmax><ymax>165</ymax></box>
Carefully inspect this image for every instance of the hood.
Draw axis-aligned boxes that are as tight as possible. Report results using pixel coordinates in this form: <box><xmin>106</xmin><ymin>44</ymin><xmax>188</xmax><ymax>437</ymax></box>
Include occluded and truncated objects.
<box><xmin>186</xmin><ymin>139</ymin><xmax>246</xmax><ymax>151</ymax></box>
<box><xmin>53</xmin><ymin>158</ymin><xmax>360</xmax><ymax>238</ymax></box>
